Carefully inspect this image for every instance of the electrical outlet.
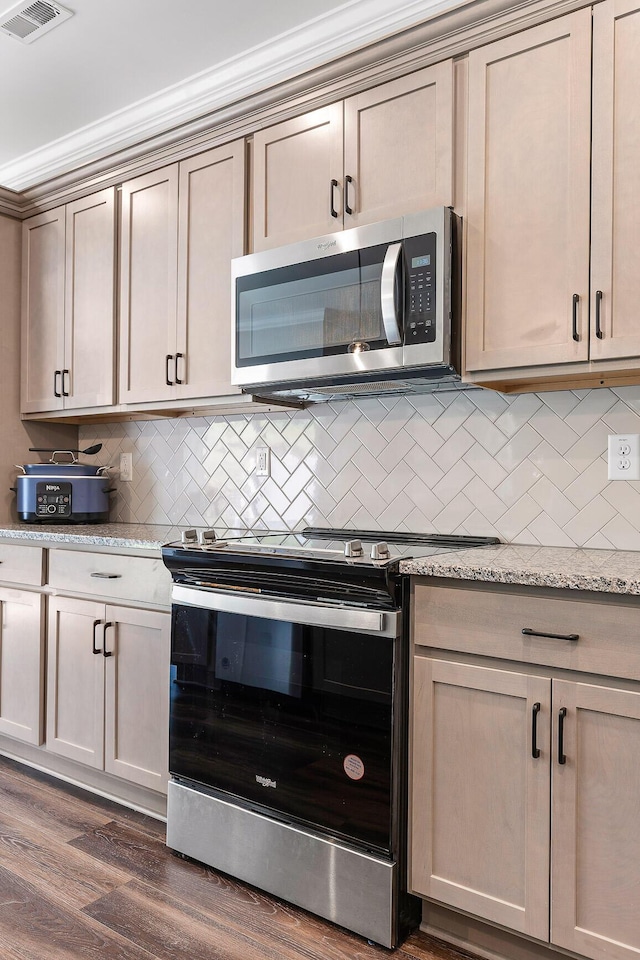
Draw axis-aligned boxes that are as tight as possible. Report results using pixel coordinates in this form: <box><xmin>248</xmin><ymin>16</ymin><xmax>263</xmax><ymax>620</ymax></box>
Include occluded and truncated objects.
<box><xmin>256</xmin><ymin>446</ymin><xmax>270</xmax><ymax>477</ymax></box>
<box><xmin>119</xmin><ymin>452</ymin><xmax>133</xmax><ymax>482</ymax></box>
<box><xmin>607</xmin><ymin>434</ymin><xmax>640</xmax><ymax>480</ymax></box>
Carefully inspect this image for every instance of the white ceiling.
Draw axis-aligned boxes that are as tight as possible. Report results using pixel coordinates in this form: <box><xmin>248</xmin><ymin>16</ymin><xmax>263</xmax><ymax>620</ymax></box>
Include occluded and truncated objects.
<box><xmin>0</xmin><ymin>0</ymin><xmax>461</xmax><ymax>192</ymax></box>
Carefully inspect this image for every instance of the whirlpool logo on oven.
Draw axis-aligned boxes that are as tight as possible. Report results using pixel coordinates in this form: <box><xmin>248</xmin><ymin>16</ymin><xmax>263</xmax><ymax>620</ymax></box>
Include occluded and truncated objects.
<box><xmin>255</xmin><ymin>775</ymin><xmax>277</xmax><ymax>789</ymax></box>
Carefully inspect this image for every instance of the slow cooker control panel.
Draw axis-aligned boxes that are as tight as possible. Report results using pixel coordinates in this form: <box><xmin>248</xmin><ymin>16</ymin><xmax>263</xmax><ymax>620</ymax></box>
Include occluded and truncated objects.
<box><xmin>36</xmin><ymin>481</ymin><xmax>71</xmax><ymax>518</ymax></box>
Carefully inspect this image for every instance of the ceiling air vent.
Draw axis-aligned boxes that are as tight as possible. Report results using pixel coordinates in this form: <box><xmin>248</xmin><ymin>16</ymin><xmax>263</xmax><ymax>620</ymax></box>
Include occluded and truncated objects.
<box><xmin>0</xmin><ymin>0</ymin><xmax>72</xmax><ymax>43</ymax></box>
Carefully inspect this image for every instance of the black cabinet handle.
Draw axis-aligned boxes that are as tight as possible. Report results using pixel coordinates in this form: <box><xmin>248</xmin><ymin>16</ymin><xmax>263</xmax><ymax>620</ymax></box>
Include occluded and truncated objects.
<box><xmin>103</xmin><ymin>622</ymin><xmax>114</xmax><ymax>658</ymax></box>
<box><xmin>595</xmin><ymin>290</ymin><xmax>604</xmax><ymax>339</ymax></box>
<box><xmin>166</xmin><ymin>354</ymin><xmax>174</xmax><ymax>386</ymax></box>
<box><xmin>90</xmin><ymin>572</ymin><xmax>122</xmax><ymax>579</ymax></box>
<box><xmin>572</xmin><ymin>294</ymin><xmax>580</xmax><ymax>342</ymax></box>
<box><xmin>92</xmin><ymin>619</ymin><xmax>103</xmax><ymax>655</ymax></box>
<box><xmin>54</xmin><ymin>370</ymin><xmax>62</xmax><ymax>398</ymax></box>
<box><xmin>531</xmin><ymin>702</ymin><xmax>541</xmax><ymax>759</ymax></box>
<box><xmin>522</xmin><ymin>628</ymin><xmax>579</xmax><ymax>642</ymax></box>
<box><xmin>558</xmin><ymin>707</ymin><xmax>567</xmax><ymax>764</ymax></box>
<box><xmin>330</xmin><ymin>179</ymin><xmax>339</xmax><ymax>219</ymax></box>
<box><xmin>175</xmin><ymin>352</ymin><xmax>184</xmax><ymax>385</ymax></box>
<box><xmin>345</xmin><ymin>175</ymin><xmax>355</xmax><ymax>215</ymax></box>
<box><xmin>61</xmin><ymin>369</ymin><xmax>70</xmax><ymax>397</ymax></box>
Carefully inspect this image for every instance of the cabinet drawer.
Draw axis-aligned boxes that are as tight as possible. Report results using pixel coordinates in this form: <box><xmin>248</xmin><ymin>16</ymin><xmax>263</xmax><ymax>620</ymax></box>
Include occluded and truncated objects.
<box><xmin>48</xmin><ymin>550</ymin><xmax>171</xmax><ymax>607</ymax></box>
<box><xmin>413</xmin><ymin>580</ymin><xmax>640</xmax><ymax>681</ymax></box>
<box><xmin>0</xmin><ymin>544</ymin><xmax>44</xmax><ymax>586</ymax></box>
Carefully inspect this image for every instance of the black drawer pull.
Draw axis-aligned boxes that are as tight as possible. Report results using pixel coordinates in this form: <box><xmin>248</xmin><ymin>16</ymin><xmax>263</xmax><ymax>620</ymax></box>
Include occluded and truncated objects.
<box><xmin>90</xmin><ymin>572</ymin><xmax>122</xmax><ymax>579</ymax></box>
<box><xmin>572</xmin><ymin>293</ymin><xmax>580</xmax><ymax>342</ymax></box>
<box><xmin>54</xmin><ymin>370</ymin><xmax>62</xmax><ymax>398</ymax></box>
<box><xmin>166</xmin><ymin>354</ymin><xmax>174</xmax><ymax>386</ymax></box>
<box><xmin>92</xmin><ymin>619</ymin><xmax>103</xmax><ymax>655</ymax></box>
<box><xmin>330</xmin><ymin>179</ymin><xmax>339</xmax><ymax>218</ymax></box>
<box><xmin>62</xmin><ymin>369</ymin><xmax>70</xmax><ymax>397</ymax></box>
<box><xmin>531</xmin><ymin>702</ymin><xmax>541</xmax><ymax>759</ymax></box>
<box><xmin>175</xmin><ymin>352</ymin><xmax>184</xmax><ymax>385</ymax></box>
<box><xmin>595</xmin><ymin>289</ymin><xmax>604</xmax><ymax>339</ymax></box>
<box><xmin>522</xmin><ymin>628</ymin><xmax>579</xmax><ymax>642</ymax></box>
<box><xmin>103</xmin><ymin>622</ymin><xmax>114</xmax><ymax>658</ymax></box>
<box><xmin>345</xmin><ymin>175</ymin><xmax>355</xmax><ymax>215</ymax></box>
<box><xmin>558</xmin><ymin>707</ymin><xmax>567</xmax><ymax>764</ymax></box>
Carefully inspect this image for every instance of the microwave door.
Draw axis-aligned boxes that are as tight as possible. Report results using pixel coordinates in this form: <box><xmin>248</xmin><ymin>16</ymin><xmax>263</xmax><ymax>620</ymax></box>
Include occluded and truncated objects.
<box><xmin>233</xmin><ymin>237</ymin><xmax>404</xmax><ymax>389</ymax></box>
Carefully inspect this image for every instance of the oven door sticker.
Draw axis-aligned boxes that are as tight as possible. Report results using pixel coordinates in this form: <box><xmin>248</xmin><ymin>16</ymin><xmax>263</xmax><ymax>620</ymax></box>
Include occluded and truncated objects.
<box><xmin>343</xmin><ymin>754</ymin><xmax>365</xmax><ymax>781</ymax></box>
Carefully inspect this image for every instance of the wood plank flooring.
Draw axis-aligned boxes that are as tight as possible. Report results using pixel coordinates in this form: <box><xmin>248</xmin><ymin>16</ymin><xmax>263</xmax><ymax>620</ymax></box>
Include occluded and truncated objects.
<box><xmin>0</xmin><ymin>755</ymin><xmax>477</xmax><ymax>960</ymax></box>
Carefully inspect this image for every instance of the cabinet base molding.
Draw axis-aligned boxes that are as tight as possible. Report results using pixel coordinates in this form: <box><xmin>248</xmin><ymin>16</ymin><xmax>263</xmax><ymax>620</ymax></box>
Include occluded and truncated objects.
<box><xmin>464</xmin><ymin>367</ymin><xmax>640</xmax><ymax>395</ymax></box>
<box><xmin>421</xmin><ymin>901</ymin><xmax>585</xmax><ymax>960</ymax></box>
<box><xmin>0</xmin><ymin>737</ymin><xmax>166</xmax><ymax>820</ymax></box>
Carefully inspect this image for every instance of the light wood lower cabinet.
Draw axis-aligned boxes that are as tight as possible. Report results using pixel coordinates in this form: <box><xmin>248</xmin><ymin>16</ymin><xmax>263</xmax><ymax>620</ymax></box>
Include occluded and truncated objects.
<box><xmin>46</xmin><ymin>595</ymin><xmax>170</xmax><ymax>793</ymax></box>
<box><xmin>412</xmin><ymin>658</ymin><xmax>551</xmax><ymax>939</ymax></box>
<box><xmin>412</xmin><ymin>621</ymin><xmax>640</xmax><ymax>960</ymax></box>
<box><xmin>0</xmin><ymin>588</ymin><xmax>44</xmax><ymax>745</ymax></box>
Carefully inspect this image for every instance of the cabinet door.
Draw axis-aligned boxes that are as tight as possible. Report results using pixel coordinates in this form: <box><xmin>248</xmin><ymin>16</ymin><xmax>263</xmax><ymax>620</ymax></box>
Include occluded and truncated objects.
<box><xmin>64</xmin><ymin>189</ymin><xmax>116</xmax><ymax>409</ymax></box>
<box><xmin>21</xmin><ymin>207</ymin><xmax>65</xmax><ymax>413</ymax></box>
<box><xmin>551</xmin><ymin>680</ymin><xmax>640</xmax><ymax>960</ymax></box>
<box><xmin>46</xmin><ymin>596</ymin><xmax>104</xmax><ymax>768</ymax></box>
<box><xmin>465</xmin><ymin>10</ymin><xmax>592</xmax><ymax>373</ymax></box>
<box><xmin>252</xmin><ymin>104</ymin><xmax>344</xmax><ymax>251</ymax></box>
<box><xmin>590</xmin><ymin>0</ymin><xmax>640</xmax><ymax>362</ymax></box>
<box><xmin>176</xmin><ymin>142</ymin><xmax>245</xmax><ymax>400</ymax></box>
<box><xmin>343</xmin><ymin>62</ymin><xmax>454</xmax><ymax>228</ymax></box>
<box><xmin>119</xmin><ymin>165</ymin><xmax>179</xmax><ymax>403</ymax></box>
<box><xmin>411</xmin><ymin>658</ymin><xmax>550</xmax><ymax>939</ymax></box>
<box><xmin>0</xmin><ymin>588</ymin><xmax>44</xmax><ymax>745</ymax></box>
<box><xmin>104</xmin><ymin>605</ymin><xmax>170</xmax><ymax>793</ymax></box>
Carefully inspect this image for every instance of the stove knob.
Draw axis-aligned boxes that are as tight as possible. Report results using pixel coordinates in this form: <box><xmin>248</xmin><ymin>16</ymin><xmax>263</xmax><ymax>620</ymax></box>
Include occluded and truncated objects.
<box><xmin>199</xmin><ymin>529</ymin><xmax>217</xmax><ymax>546</ymax></box>
<box><xmin>181</xmin><ymin>529</ymin><xmax>198</xmax><ymax>544</ymax></box>
<box><xmin>371</xmin><ymin>541</ymin><xmax>390</xmax><ymax>561</ymax></box>
<box><xmin>344</xmin><ymin>539</ymin><xmax>363</xmax><ymax>558</ymax></box>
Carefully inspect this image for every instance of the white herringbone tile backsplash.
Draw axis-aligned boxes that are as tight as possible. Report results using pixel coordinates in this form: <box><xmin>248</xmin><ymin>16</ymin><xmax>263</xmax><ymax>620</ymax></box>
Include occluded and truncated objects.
<box><xmin>80</xmin><ymin>385</ymin><xmax>640</xmax><ymax>549</ymax></box>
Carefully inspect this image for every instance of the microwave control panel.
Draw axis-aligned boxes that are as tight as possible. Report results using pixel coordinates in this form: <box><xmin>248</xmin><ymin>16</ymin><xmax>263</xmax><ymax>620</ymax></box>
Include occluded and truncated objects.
<box><xmin>404</xmin><ymin>233</ymin><xmax>436</xmax><ymax>343</ymax></box>
<box><xmin>36</xmin><ymin>481</ymin><xmax>72</xmax><ymax>518</ymax></box>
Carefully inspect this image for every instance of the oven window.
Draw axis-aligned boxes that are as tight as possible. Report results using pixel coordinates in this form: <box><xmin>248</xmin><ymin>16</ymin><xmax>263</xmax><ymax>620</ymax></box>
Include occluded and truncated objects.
<box><xmin>235</xmin><ymin>244</ymin><xmax>392</xmax><ymax>366</ymax></box>
<box><xmin>170</xmin><ymin>604</ymin><xmax>395</xmax><ymax>853</ymax></box>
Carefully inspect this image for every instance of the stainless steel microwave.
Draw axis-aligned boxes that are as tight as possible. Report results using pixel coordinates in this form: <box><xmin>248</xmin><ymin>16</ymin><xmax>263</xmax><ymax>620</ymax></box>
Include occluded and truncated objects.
<box><xmin>231</xmin><ymin>207</ymin><xmax>461</xmax><ymax>401</ymax></box>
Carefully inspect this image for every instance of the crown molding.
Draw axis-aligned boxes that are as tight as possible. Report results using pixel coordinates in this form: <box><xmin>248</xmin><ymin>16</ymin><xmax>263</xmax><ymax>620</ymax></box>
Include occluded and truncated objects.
<box><xmin>0</xmin><ymin>0</ymin><xmax>467</xmax><ymax>193</ymax></box>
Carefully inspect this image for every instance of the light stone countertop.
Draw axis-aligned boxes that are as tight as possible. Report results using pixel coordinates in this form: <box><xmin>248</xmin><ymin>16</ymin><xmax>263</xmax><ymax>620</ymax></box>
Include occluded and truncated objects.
<box><xmin>0</xmin><ymin>522</ymin><xmax>186</xmax><ymax>555</ymax></box>
<box><xmin>399</xmin><ymin>543</ymin><xmax>640</xmax><ymax>595</ymax></box>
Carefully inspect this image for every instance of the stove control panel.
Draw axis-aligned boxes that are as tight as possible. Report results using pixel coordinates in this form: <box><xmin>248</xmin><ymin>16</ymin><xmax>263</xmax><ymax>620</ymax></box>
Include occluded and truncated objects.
<box><xmin>181</xmin><ymin>529</ymin><xmax>198</xmax><ymax>544</ymax></box>
<box><xmin>36</xmin><ymin>481</ymin><xmax>71</xmax><ymax>518</ymax></box>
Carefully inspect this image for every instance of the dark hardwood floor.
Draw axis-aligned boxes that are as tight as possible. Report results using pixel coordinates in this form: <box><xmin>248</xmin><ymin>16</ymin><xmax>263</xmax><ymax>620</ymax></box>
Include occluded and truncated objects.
<box><xmin>0</xmin><ymin>756</ymin><xmax>476</xmax><ymax>960</ymax></box>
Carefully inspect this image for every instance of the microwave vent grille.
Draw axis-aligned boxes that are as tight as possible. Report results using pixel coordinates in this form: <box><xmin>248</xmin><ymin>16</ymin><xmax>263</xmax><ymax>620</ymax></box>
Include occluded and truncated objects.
<box><xmin>310</xmin><ymin>381</ymin><xmax>405</xmax><ymax>396</ymax></box>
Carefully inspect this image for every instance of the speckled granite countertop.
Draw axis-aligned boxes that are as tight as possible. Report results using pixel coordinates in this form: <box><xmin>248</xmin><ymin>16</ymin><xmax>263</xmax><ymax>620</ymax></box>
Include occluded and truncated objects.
<box><xmin>0</xmin><ymin>523</ymin><xmax>184</xmax><ymax>554</ymax></box>
<box><xmin>400</xmin><ymin>543</ymin><xmax>640</xmax><ymax>596</ymax></box>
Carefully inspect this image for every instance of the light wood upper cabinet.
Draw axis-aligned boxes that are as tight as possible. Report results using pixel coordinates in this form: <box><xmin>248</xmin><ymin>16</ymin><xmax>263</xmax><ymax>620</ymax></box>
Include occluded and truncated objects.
<box><xmin>21</xmin><ymin>190</ymin><xmax>116</xmax><ymax>414</ymax></box>
<box><xmin>252</xmin><ymin>105</ymin><xmax>344</xmax><ymax>251</ymax></box>
<box><xmin>21</xmin><ymin>208</ymin><xmax>66</xmax><ymax>413</ymax></box>
<box><xmin>120</xmin><ymin>142</ymin><xmax>245</xmax><ymax>404</ymax></box>
<box><xmin>343</xmin><ymin>62</ymin><xmax>454</xmax><ymax>229</ymax></box>
<box><xmin>411</xmin><ymin>657</ymin><xmax>550</xmax><ymax>940</ymax></box>
<box><xmin>252</xmin><ymin>63</ymin><xmax>454</xmax><ymax>251</ymax></box>
<box><xmin>465</xmin><ymin>10</ymin><xmax>592</xmax><ymax>373</ymax></box>
<box><xmin>590</xmin><ymin>0</ymin><xmax>640</xmax><ymax>362</ymax></box>
<box><xmin>119</xmin><ymin>165</ymin><xmax>180</xmax><ymax>405</ymax></box>
<box><xmin>176</xmin><ymin>142</ymin><xmax>245</xmax><ymax>400</ymax></box>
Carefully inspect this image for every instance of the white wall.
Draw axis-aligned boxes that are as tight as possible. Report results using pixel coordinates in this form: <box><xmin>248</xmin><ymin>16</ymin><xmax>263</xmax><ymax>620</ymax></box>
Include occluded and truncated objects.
<box><xmin>80</xmin><ymin>385</ymin><xmax>640</xmax><ymax>549</ymax></box>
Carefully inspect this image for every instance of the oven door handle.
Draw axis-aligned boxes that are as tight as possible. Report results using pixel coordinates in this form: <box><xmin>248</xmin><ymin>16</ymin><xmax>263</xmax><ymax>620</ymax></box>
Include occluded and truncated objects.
<box><xmin>171</xmin><ymin>584</ymin><xmax>400</xmax><ymax>637</ymax></box>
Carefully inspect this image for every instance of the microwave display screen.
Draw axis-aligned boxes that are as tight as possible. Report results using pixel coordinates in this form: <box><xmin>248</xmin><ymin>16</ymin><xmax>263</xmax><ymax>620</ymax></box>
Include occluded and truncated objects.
<box><xmin>411</xmin><ymin>255</ymin><xmax>431</xmax><ymax>268</ymax></box>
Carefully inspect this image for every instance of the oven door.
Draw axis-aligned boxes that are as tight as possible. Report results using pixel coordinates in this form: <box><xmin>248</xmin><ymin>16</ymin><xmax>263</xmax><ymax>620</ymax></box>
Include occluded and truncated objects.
<box><xmin>169</xmin><ymin>585</ymin><xmax>401</xmax><ymax>854</ymax></box>
<box><xmin>232</xmin><ymin>219</ymin><xmax>406</xmax><ymax>389</ymax></box>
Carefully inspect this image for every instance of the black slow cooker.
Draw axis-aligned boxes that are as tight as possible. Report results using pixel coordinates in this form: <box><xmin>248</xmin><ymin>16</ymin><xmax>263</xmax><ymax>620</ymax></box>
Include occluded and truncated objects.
<box><xmin>14</xmin><ymin>446</ymin><xmax>114</xmax><ymax>523</ymax></box>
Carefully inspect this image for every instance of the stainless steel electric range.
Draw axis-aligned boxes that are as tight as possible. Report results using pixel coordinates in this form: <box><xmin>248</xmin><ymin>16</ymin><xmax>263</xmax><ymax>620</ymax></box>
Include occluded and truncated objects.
<box><xmin>161</xmin><ymin>527</ymin><xmax>498</xmax><ymax>948</ymax></box>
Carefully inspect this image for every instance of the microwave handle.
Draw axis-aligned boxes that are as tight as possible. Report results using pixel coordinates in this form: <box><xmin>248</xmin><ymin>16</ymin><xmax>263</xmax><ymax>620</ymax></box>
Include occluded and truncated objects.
<box><xmin>380</xmin><ymin>243</ymin><xmax>402</xmax><ymax>345</ymax></box>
